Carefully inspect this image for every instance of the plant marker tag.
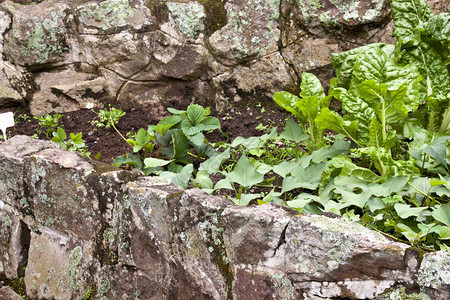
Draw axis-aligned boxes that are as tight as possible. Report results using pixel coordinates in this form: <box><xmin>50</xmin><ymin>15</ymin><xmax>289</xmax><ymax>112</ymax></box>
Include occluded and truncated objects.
<box><xmin>0</xmin><ymin>112</ymin><xmax>14</xmax><ymax>140</ymax></box>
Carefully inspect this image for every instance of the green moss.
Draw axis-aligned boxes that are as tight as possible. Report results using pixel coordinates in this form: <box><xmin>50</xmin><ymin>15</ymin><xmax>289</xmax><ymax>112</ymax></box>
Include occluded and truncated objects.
<box><xmin>166</xmin><ymin>1</ymin><xmax>206</xmax><ymax>41</ymax></box>
<box><xmin>383</xmin><ymin>286</ymin><xmax>431</xmax><ymax>300</ymax></box>
<box><xmin>196</xmin><ymin>0</ymin><xmax>227</xmax><ymax>35</ymax></box>
<box><xmin>0</xmin><ymin>212</ymin><xmax>12</xmax><ymax>235</ymax></box>
<box><xmin>66</xmin><ymin>246</ymin><xmax>83</xmax><ymax>291</ymax></box>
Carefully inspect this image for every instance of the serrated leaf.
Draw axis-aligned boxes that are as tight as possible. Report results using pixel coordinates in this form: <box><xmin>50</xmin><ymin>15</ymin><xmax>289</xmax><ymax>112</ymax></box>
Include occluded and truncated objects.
<box><xmin>226</xmin><ymin>154</ymin><xmax>264</xmax><ymax>189</ymax></box>
<box><xmin>167</xmin><ymin>107</ymin><xmax>186</xmax><ymax>114</ymax></box>
<box><xmin>51</xmin><ymin>127</ymin><xmax>67</xmax><ymax>144</ymax></box>
<box><xmin>187</xmin><ymin>104</ymin><xmax>205</xmax><ymax>125</ymax></box>
<box><xmin>394</xmin><ymin>203</ymin><xmax>427</xmax><ymax>219</ymax></box>
<box><xmin>135</xmin><ymin>128</ymin><xmax>151</xmax><ymax>145</ymax></box>
<box><xmin>200</xmin><ymin>116</ymin><xmax>221</xmax><ymax>131</ymax></box>
<box><xmin>113</xmin><ymin>153</ymin><xmax>143</xmax><ymax>169</ymax></box>
<box><xmin>279</xmin><ymin>118</ymin><xmax>309</xmax><ymax>142</ymax></box>
<box><xmin>171</xmin><ymin>129</ymin><xmax>190</xmax><ymax>162</ymax></box>
<box><xmin>432</xmin><ymin>202</ymin><xmax>450</xmax><ymax>226</ymax></box>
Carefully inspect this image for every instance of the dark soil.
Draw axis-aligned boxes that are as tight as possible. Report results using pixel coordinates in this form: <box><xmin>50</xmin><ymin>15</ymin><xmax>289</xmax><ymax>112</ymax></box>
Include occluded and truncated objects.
<box><xmin>8</xmin><ymin>101</ymin><xmax>292</xmax><ymax>165</ymax></box>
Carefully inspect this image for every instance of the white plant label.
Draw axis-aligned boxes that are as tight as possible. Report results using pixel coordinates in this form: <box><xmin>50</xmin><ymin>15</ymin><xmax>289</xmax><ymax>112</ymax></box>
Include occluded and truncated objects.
<box><xmin>0</xmin><ymin>112</ymin><xmax>14</xmax><ymax>140</ymax></box>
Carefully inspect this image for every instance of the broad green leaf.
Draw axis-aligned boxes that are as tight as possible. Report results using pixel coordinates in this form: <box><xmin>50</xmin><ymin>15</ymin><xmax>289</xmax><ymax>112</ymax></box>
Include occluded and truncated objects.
<box><xmin>335</xmin><ymin>188</ymin><xmax>371</xmax><ymax>209</ymax></box>
<box><xmin>272</xmin><ymin>160</ymin><xmax>299</xmax><ymax>178</ymax></box>
<box><xmin>279</xmin><ymin>118</ymin><xmax>309</xmax><ymax>142</ymax></box>
<box><xmin>300</xmin><ymin>72</ymin><xmax>325</xmax><ymax>99</ymax></box>
<box><xmin>273</xmin><ymin>92</ymin><xmax>303</xmax><ymax>123</ymax></box>
<box><xmin>200</xmin><ymin>116</ymin><xmax>221</xmax><ymax>131</ymax></box>
<box><xmin>431</xmin><ymin>225</ymin><xmax>450</xmax><ymax>240</ymax></box>
<box><xmin>199</xmin><ymin>148</ymin><xmax>231</xmax><ymax>174</ymax></box>
<box><xmin>311</xmin><ymin>140</ymin><xmax>350</xmax><ymax>163</ymax></box>
<box><xmin>113</xmin><ymin>153</ymin><xmax>143</xmax><ymax>169</ymax></box>
<box><xmin>282</xmin><ymin>162</ymin><xmax>329</xmax><ymax>192</ymax></box>
<box><xmin>391</xmin><ymin>0</ymin><xmax>433</xmax><ymax>46</ymax></box>
<box><xmin>226</xmin><ymin>154</ymin><xmax>264</xmax><ymax>189</ymax></box>
<box><xmin>394</xmin><ymin>203</ymin><xmax>427</xmax><ymax>219</ymax></box>
<box><xmin>153</xmin><ymin>115</ymin><xmax>181</xmax><ymax>136</ymax></box>
<box><xmin>432</xmin><ymin>202</ymin><xmax>450</xmax><ymax>226</ymax></box>
<box><xmin>51</xmin><ymin>127</ymin><xmax>67</xmax><ymax>144</ymax></box>
<box><xmin>159</xmin><ymin>164</ymin><xmax>194</xmax><ymax>189</ymax></box>
<box><xmin>315</xmin><ymin>108</ymin><xmax>358</xmax><ymax>143</ymax></box>
<box><xmin>287</xmin><ymin>193</ymin><xmax>320</xmax><ymax>210</ymax></box>
<box><xmin>214</xmin><ymin>178</ymin><xmax>233</xmax><ymax>190</ymax></box>
<box><xmin>192</xmin><ymin>170</ymin><xmax>214</xmax><ymax>191</ymax></box>
<box><xmin>410</xmin><ymin>136</ymin><xmax>450</xmax><ymax>169</ymax></box>
<box><xmin>171</xmin><ymin>129</ymin><xmax>190</xmax><ymax>162</ymax></box>
<box><xmin>231</xmin><ymin>136</ymin><xmax>262</xmax><ymax>149</ymax></box>
<box><xmin>143</xmin><ymin>157</ymin><xmax>172</xmax><ymax>168</ymax></box>
<box><xmin>281</xmin><ymin>175</ymin><xmax>318</xmax><ymax>192</ymax></box>
<box><xmin>396</xmin><ymin>222</ymin><xmax>420</xmax><ymax>242</ymax></box>
<box><xmin>181</xmin><ymin>119</ymin><xmax>204</xmax><ymax>136</ymax></box>
<box><xmin>135</xmin><ymin>128</ymin><xmax>151</xmax><ymax>146</ymax></box>
<box><xmin>167</xmin><ymin>107</ymin><xmax>186</xmax><ymax>114</ymax></box>
<box><xmin>233</xmin><ymin>193</ymin><xmax>260</xmax><ymax>206</ymax></box>
<box><xmin>359</xmin><ymin>80</ymin><xmax>409</xmax><ymax>125</ymax></box>
<box><xmin>249</xmin><ymin>158</ymin><xmax>272</xmax><ymax>175</ymax></box>
<box><xmin>187</xmin><ymin>104</ymin><xmax>205</xmax><ymax>125</ymax></box>
<box><xmin>185</xmin><ymin>132</ymin><xmax>205</xmax><ymax>146</ymax></box>
<box><xmin>262</xmin><ymin>189</ymin><xmax>283</xmax><ymax>204</ymax></box>
<box><xmin>298</xmin><ymin>95</ymin><xmax>320</xmax><ymax>123</ymax></box>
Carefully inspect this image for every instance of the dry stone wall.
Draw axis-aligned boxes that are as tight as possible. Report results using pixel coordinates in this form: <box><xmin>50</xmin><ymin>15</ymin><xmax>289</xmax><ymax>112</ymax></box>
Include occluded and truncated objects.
<box><xmin>1</xmin><ymin>135</ymin><xmax>449</xmax><ymax>299</ymax></box>
<box><xmin>0</xmin><ymin>0</ymin><xmax>448</xmax><ymax>116</ymax></box>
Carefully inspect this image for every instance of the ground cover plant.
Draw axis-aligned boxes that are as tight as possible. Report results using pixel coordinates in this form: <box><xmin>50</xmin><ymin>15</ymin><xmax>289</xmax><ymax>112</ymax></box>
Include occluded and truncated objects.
<box><xmin>3</xmin><ymin>0</ymin><xmax>449</xmax><ymax>251</ymax></box>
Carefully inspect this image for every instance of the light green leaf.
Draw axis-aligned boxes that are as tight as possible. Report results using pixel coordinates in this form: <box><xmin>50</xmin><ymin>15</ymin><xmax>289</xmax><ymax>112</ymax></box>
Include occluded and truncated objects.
<box><xmin>394</xmin><ymin>203</ymin><xmax>427</xmax><ymax>219</ymax></box>
<box><xmin>171</xmin><ymin>129</ymin><xmax>190</xmax><ymax>162</ymax></box>
<box><xmin>279</xmin><ymin>118</ymin><xmax>309</xmax><ymax>142</ymax></box>
<box><xmin>272</xmin><ymin>160</ymin><xmax>299</xmax><ymax>178</ymax></box>
<box><xmin>51</xmin><ymin>127</ymin><xmax>67</xmax><ymax>144</ymax></box>
<box><xmin>199</xmin><ymin>148</ymin><xmax>230</xmax><ymax>174</ymax></box>
<box><xmin>311</xmin><ymin>140</ymin><xmax>350</xmax><ymax>163</ymax></box>
<box><xmin>249</xmin><ymin>158</ymin><xmax>272</xmax><ymax>175</ymax></box>
<box><xmin>431</xmin><ymin>225</ymin><xmax>450</xmax><ymax>240</ymax></box>
<box><xmin>192</xmin><ymin>170</ymin><xmax>213</xmax><ymax>190</ymax></box>
<box><xmin>432</xmin><ymin>202</ymin><xmax>450</xmax><ymax>226</ymax></box>
<box><xmin>226</xmin><ymin>154</ymin><xmax>264</xmax><ymax>189</ymax></box>
<box><xmin>273</xmin><ymin>92</ymin><xmax>303</xmax><ymax>123</ymax></box>
<box><xmin>214</xmin><ymin>178</ymin><xmax>233</xmax><ymax>190</ymax></box>
<box><xmin>159</xmin><ymin>164</ymin><xmax>194</xmax><ymax>189</ymax></box>
<box><xmin>300</xmin><ymin>72</ymin><xmax>325</xmax><ymax>99</ymax></box>
<box><xmin>143</xmin><ymin>157</ymin><xmax>172</xmax><ymax>168</ymax></box>
<box><xmin>315</xmin><ymin>108</ymin><xmax>359</xmax><ymax>143</ymax></box>
<box><xmin>233</xmin><ymin>193</ymin><xmax>260</xmax><ymax>206</ymax></box>
<box><xmin>336</xmin><ymin>188</ymin><xmax>371</xmax><ymax>209</ymax></box>
<box><xmin>187</xmin><ymin>104</ymin><xmax>205</xmax><ymax>125</ymax></box>
<box><xmin>199</xmin><ymin>116</ymin><xmax>221</xmax><ymax>131</ymax></box>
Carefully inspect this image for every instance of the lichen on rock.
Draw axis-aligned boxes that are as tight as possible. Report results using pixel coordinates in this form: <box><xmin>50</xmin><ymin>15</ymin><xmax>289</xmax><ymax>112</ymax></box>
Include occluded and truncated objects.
<box><xmin>167</xmin><ymin>1</ymin><xmax>206</xmax><ymax>42</ymax></box>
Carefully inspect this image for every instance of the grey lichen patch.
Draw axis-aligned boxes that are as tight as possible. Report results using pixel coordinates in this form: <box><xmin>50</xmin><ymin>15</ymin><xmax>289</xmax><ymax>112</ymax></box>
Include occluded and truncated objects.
<box><xmin>417</xmin><ymin>251</ymin><xmax>450</xmax><ymax>290</ymax></box>
<box><xmin>209</xmin><ymin>0</ymin><xmax>281</xmax><ymax>62</ymax></box>
<box><xmin>15</xmin><ymin>11</ymin><xmax>69</xmax><ymax>63</ymax></box>
<box><xmin>77</xmin><ymin>0</ymin><xmax>134</xmax><ymax>31</ymax></box>
<box><xmin>66</xmin><ymin>246</ymin><xmax>83</xmax><ymax>291</ymax></box>
<box><xmin>96</xmin><ymin>272</ymin><xmax>111</xmax><ymax>300</ymax></box>
<box><xmin>167</xmin><ymin>1</ymin><xmax>206</xmax><ymax>42</ymax></box>
<box><xmin>0</xmin><ymin>211</ymin><xmax>12</xmax><ymax>235</ymax></box>
<box><xmin>302</xmin><ymin>214</ymin><xmax>388</xmax><ymax>244</ymax></box>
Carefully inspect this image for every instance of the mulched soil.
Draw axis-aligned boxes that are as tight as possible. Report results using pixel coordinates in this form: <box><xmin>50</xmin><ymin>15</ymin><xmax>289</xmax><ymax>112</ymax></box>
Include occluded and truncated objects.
<box><xmin>7</xmin><ymin>101</ymin><xmax>291</xmax><ymax>165</ymax></box>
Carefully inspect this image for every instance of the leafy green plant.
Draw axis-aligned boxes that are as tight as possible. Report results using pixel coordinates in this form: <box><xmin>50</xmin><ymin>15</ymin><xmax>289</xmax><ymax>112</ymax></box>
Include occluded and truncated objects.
<box><xmin>51</xmin><ymin>127</ymin><xmax>91</xmax><ymax>158</ymax></box>
<box><xmin>91</xmin><ymin>105</ymin><xmax>125</xmax><ymax>130</ymax></box>
<box><xmin>35</xmin><ymin>114</ymin><xmax>63</xmax><ymax>138</ymax></box>
<box><xmin>114</xmin><ymin>104</ymin><xmax>221</xmax><ymax>176</ymax></box>
<box><xmin>273</xmin><ymin>72</ymin><xmax>332</xmax><ymax>149</ymax></box>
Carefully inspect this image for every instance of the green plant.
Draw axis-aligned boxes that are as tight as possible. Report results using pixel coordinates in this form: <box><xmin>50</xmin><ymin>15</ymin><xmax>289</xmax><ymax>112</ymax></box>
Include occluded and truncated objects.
<box><xmin>273</xmin><ymin>72</ymin><xmax>332</xmax><ymax>149</ymax></box>
<box><xmin>114</xmin><ymin>104</ymin><xmax>221</xmax><ymax>178</ymax></box>
<box><xmin>51</xmin><ymin>127</ymin><xmax>91</xmax><ymax>157</ymax></box>
<box><xmin>35</xmin><ymin>114</ymin><xmax>63</xmax><ymax>138</ymax></box>
<box><xmin>91</xmin><ymin>105</ymin><xmax>125</xmax><ymax>130</ymax></box>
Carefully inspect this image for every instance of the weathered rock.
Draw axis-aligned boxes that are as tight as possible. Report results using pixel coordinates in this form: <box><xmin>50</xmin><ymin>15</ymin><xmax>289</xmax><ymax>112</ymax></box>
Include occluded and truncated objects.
<box><xmin>0</xmin><ymin>135</ymin><xmax>59</xmax><ymax>208</ymax></box>
<box><xmin>0</xmin><ymin>203</ymin><xmax>28</xmax><ymax>280</ymax></box>
<box><xmin>0</xmin><ymin>137</ymin><xmax>448</xmax><ymax>299</ymax></box>
<box><xmin>0</xmin><ymin>286</ymin><xmax>24</xmax><ymax>300</ymax></box>
<box><xmin>24</xmin><ymin>229</ymin><xmax>91</xmax><ymax>300</ymax></box>
<box><xmin>418</xmin><ymin>251</ymin><xmax>450</xmax><ymax>300</ymax></box>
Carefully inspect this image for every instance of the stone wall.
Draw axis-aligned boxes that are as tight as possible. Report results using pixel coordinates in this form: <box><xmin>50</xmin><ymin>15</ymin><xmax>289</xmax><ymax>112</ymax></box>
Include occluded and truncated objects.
<box><xmin>0</xmin><ymin>0</ymin><xmax>448</xmax><ymax>116</ymax></box>
<box><xmin>1</xmin><ymin>135</ymin><xmax>449</xmax><ymax>299</ymax></box>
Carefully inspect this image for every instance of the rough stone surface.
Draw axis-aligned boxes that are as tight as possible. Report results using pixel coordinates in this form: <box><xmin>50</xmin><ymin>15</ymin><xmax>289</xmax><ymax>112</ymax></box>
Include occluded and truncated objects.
<box><xmin>0</xmin><ymin>0</ymin><xmax>447</xmax><ymax>115</ymax></box>
<box><xmin>0</xmin><ymin>136</ymin><xmax>449</xmax><ymax>299</ymax></box>
<box><xmin>418</xmin><ymin>251</ymin><xmax>450</xmax><ymax>300</ymax></box>
<box><xmin>0</xmin><ymin>286</ymin><xmax>24</xmax><ymax>300</ymax></box>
